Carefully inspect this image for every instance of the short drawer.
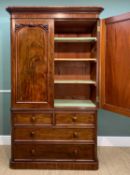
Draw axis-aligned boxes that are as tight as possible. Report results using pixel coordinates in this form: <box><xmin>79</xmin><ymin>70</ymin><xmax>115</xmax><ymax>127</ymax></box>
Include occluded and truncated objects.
<box><xmin>13</xmin><ymin>143</ymin><xmax>95</xmax><ymax>161</ymax></box>
<box><xmin>13</xmin><ymin>127</ymin><xmax>95</xmax><ymax>141</ymax></box>
<box><xmin>55</xmin><ymin>112</ymin><xmax>95</xmax><ymax>125</ymax></box>
<box><xmin>13</xmin><ymin>113</ymin><xmax>53</xmax><ymax>125</ymax></box>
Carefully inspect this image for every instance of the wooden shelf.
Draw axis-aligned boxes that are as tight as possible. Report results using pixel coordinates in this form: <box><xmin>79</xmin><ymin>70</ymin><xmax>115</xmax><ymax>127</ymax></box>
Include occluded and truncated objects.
<box><xmin>54</xmin><ymin>79</ymin><xmax>96</xmax><ymax>85</ymax></box>
<box><xmin>54</xmin><ymin>99</ymin><xmax>96</xmax><ymax>108</ymax></box>
<box><xmin>54</xmin><ymin>58</ymin><xmax>97</xmax><ymax>61</ymax></box>
<box><xmin>54</xmin><ymin>37</ymin><xmax>97</xmax><ymax>42</ymax></box>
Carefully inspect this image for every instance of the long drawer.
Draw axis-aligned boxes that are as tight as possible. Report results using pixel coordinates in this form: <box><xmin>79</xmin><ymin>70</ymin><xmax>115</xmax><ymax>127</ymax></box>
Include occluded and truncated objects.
<box><xmin>13</xmin><ymin>113</ymin><xmax>53</xmax><ymax>125</ymax></box>
<box><xmin>13</xmin><ymin>127</ymin><xmax>95</xmax><ymax>141</ymax></box>
<box><xmin>13</xmin><ymin>143</ymin><xmax>95</xmax><ymax>161</ymax></box>
<box><xmin>55</xmin><ymin>112</ymin><xmax>95</xmax><ymax>125</ymax></box>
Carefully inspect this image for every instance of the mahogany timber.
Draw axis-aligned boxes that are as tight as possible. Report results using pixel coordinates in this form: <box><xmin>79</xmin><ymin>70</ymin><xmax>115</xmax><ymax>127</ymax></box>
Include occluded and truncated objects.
<box><xmin>6</xmin><ymin>6</ymin><xmax>104</xmax><ymax>13</ymax></box>
<box><xmin>7</xmin><ymin>6</ymin><xmax>103</xmax><ymax>170</ymax></box>
<box><xmin>10</xmin><ymin>161</ymin><xmax>98</xmax><ymax>170</ymax></box>
<box><xmin>13</xmin><ymin>113</ymin><xmax>53</xmax><ymax>125</ymax></box>
<box><xmin>54</xmin><ymin>84</ymin><xmax>92</xmax><ymax>100</ymax></box>
<box><xmin>6</xmin><ymin>6</ymin><xmax>103</xmax><ymax>19</ymax></box>
<box><xmin>11</xmin><ymin>19</ymin><xmax>54</xmax><ymax>108</ymax></box>
<box><xmin>100</xmin><ymin>13</ymin><xmax>130</xmax><ymax>117</ymax></box>
<box><xmin>55</xmin><ymin>112</ymin><xmax>95</xmax><ymax>125</ymax></box>
<box><xmin>13</xmin><ymin>143</ymin><xmax>96</xmax><ymax>160</ymax></box>
<box><xmin>13</xmin><ymin>127</ymin><xmax>95</xmax><ymax>140</ymax></box>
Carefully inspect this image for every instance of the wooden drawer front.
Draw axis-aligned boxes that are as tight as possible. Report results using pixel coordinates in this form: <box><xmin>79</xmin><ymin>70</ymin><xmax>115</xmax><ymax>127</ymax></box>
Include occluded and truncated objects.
<box><xmin>13</xmin><ymin>113</ymin><xmax>52</xmax><ymax>125</ymax></box>
<box><xmin>14</xmin><ymin>127</ymin><xmax>95</xmax><ymax>140</ymax></box>
<box><xmin>55</xmin><ymin>113</ymin><xmax>95</xmax><ymax>125</ymax></box>
<box><xmin>13</xmin><ymin>143</ymin><xmax>95</xmax><ymax>161</ymax></box>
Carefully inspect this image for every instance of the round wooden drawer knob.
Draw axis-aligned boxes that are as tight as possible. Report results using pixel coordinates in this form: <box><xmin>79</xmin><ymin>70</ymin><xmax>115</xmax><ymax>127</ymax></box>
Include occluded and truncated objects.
<box><xmin>31</xmin><ymin>149</ymin><xmax>36</xmax><ymax>156</ymax></box>
<box><xmin>31</xmin><ymin>116</ymin><xmax>36</xmax><ymax>122</ymax></box>
<box><xmin>73</xmin><ymin>132</ymin><xmax>78</xmax><ymax>138</ymax></box>
<box><xmin>72</xmin><ymin>116</ymin><xmax>77</xmax><ymax>122</ymax></box>
<box><xmin>73</xmin><ymin>149</ymin><xmax>78</xmax><ymax>156</ymax></box>
<box><xmin>30</xmin><ymin>131</ymin><xmax>35</xmax><ymax>137</ymax></box>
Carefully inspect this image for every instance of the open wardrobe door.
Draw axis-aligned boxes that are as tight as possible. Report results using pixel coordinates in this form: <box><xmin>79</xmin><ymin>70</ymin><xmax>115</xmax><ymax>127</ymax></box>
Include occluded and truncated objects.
<box><xmin>100</xmin><ymin>13</ymin><xmax>130</xmax><ymax>117</ymax></box>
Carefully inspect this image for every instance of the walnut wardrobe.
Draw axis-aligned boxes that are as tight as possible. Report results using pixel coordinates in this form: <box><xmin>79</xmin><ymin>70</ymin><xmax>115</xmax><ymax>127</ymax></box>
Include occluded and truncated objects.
<box><xmin>6</xmin><ymin>6</ymin><xmax>130</xmax><ymax>170</ymax></box>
